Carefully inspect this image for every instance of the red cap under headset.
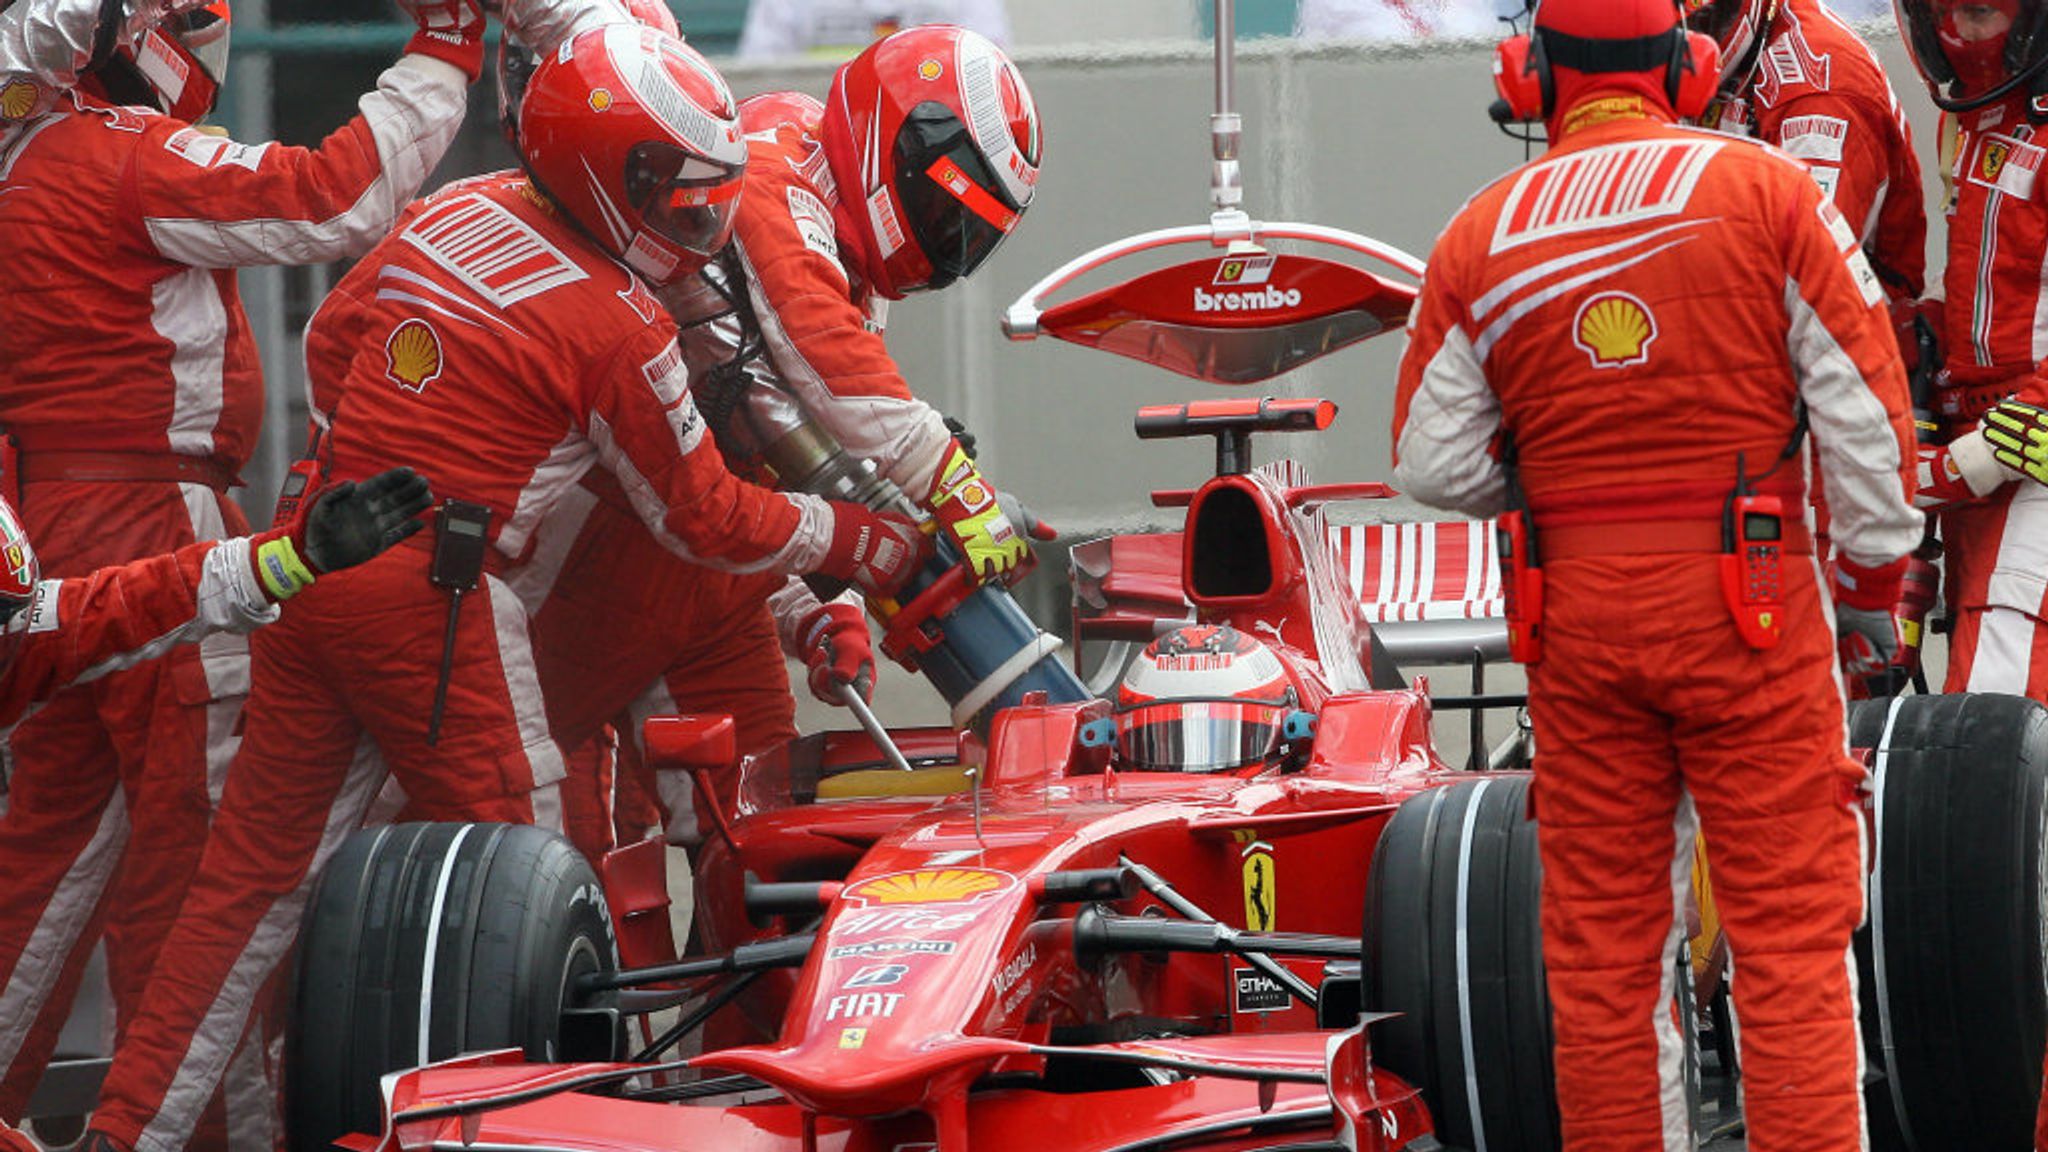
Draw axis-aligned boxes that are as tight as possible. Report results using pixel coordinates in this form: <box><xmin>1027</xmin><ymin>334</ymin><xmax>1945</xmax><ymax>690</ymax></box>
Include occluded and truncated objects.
<box><xmin>1494</xmin><ymin>0</ymin><xmax>1721</xmax><ymax>130</ymax></box>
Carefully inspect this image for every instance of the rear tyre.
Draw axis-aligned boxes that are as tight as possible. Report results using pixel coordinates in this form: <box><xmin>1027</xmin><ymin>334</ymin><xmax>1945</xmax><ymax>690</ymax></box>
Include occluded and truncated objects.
<box><xmin>286</xmin><ymin>822</ymin><xmax>618</xmax><ymax>1152</ymax></box>
<box><xmin>1365</xmin><ymin>775</ymin><xmax>1559</xmax><ymax>1151</ymax></box>
<box><xmin>1849</xmin><ymin>693</ymin><xmax>2048</xmax><ymax>1152</ymax></box>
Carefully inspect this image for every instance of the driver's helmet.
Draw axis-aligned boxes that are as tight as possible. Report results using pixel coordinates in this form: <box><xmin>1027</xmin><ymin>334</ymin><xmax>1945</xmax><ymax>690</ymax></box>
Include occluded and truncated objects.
<box><xmin>0</xmin><ymin>497</ymin><xmax>40</xmax><ymax>674</ymax></box>
<box><xmin>83</xmin><ymin>0</ymin><xmax>232</xmax><ymax>122</ymax></box>
<box><xmin>1681</xmin><ymin>0</ymin><xmax>1777</xmax><ymax>105</ymax></box>
<box><xmin>1897</xmin><ymin>0</ymin><xmax>2048</xmax><ymax>112</ymax></box>
<box><xmin>1114</xmin><ymin>624</ymin><xmax>1296</xmax><ymax>774</ymax></box>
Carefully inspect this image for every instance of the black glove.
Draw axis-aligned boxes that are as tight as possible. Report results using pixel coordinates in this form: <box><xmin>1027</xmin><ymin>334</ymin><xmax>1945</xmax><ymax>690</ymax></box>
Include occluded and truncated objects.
<box><xmin>303</xmin><ymin>467</ymin><xmax>434</xmax><ymax>573</ymax></box>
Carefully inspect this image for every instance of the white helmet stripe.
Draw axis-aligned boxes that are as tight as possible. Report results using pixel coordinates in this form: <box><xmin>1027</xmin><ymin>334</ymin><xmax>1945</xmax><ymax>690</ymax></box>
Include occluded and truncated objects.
<box><xmin>955</xmin><ymin>31</ymin><xmax>1035</xmax><ymax>207</ymax></box>
<box><xmin>579</xmin><ymin>156</ymin><xmax>633</xmax><ymax>249</ymax></box>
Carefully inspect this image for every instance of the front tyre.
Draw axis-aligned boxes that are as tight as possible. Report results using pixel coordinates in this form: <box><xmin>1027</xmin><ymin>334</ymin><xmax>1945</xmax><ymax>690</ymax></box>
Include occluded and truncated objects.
<box><xmin>1850</xmin><ymin>693</ymin><xmax>2048</xmax><ymax>1151</ymax></box>
<box><xmin>286</xmin><ymin>822</ymin><xmax>618</xmax><ymax>1152</ymax></box>
<box><xmin>1365</xmin><ymin>775</ymin><xmax>1559</xmax><ymax>1151</ymax></box>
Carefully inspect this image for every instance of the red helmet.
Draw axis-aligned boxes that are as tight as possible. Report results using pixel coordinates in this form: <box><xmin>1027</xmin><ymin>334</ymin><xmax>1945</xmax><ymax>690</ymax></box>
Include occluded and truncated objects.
<box><xmin>1114</xmin><ymin>624</ymin><xmax>1298</xmax><ymax>774</ymax></box>
<box><xmin>1495</xmin><ymin>0</ymin><xmax>1721</xmax><ymax>124</ymax></box>
<box><xmin>1680</xmin><ymin>0</ymin><xmax>1777</xmax><ymax>102</ymax></box>
<box><xmin>497</xmin><ymin>0</ymin><xmax>681</xmax><ymax>152</ymax></box>
<box><xmin>0</xmin><ymin>497</ymin><xmax>40</xmax><ymax>674</ymax></box>
<box><xmin>518</xmin><ymin>23</ymin><xmax>746</xmax><ymax>287</ymax></box>
<box><xmin>822</xmin><ymin>25</ymin><xmax>1040</xmax><ymax>299</ymax></box>
<box><xmin>1898</xmin><ymin>0</ymin><xmax>2048</xmax><ymax>111</ymax></box>
<box><xmin>84</xmin><ymin>0</ymin><xmax>231</xmax><ymax>122</ymax></box>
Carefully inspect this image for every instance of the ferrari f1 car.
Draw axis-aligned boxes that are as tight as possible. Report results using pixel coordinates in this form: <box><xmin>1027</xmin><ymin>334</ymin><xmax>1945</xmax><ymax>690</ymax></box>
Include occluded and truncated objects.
<box><xmin>265</xmin><ymin>8</ymin><xmax>2044</xmax><ymax>1152</ymax></box>
<box><xmin>278</xmin><ymin>261</ymin><xmax>2048</xmax><ymax>1152</ymax></box>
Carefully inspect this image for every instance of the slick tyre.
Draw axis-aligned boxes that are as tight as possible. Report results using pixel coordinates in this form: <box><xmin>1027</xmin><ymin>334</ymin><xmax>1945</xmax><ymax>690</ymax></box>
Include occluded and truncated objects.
<box><xmin>1365</xmin><ymin>775</ymin><xmax>1559</xmax><ymax>1152</ymax></box>
<box><xmin>286</xmin><ymin>822</ymin><xmax>618</xmax><ymax>1152</ymax></box>
<box><xmin>1849</xmin><ymin>693</ymin><xmax>2048</xmax><ymax>1152</ymax></box>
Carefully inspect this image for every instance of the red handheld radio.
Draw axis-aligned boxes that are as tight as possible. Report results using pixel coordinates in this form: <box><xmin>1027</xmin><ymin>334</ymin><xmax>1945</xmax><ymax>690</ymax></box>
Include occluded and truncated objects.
<box><xmin>1497</xmin><ymin>509</ymin><xmax>1545</xmax><ymax>664</ymax></box>
<box><xmin>1718</xmin><ymin>488</ymin><xmax>1786</xmax><ymax>650</ymax></box>
<box><xmin>270</xmin><ymin>457</ymin><xmax>322</xmax><ymax>529</ymax></box>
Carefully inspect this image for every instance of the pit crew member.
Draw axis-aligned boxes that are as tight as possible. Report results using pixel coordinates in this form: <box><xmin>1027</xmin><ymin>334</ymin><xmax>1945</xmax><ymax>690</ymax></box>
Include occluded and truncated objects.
<box><xmin>77</xmin><ymin>25</ymin><xmax>928</xmax><ymax>1152</ymax></box>
<box><xmin>0</xmin><ymin>0</ymin><xmax>478</xmax><ymax>1140</ymax></box>
<box><xmin>1892</xmin><ymin>1</ymin><xmax>2048</xmax><ymax>1142</ymax></box>
<box><xmin>1392</xmin><ymin>0</ymin><xmax>1921</xmax><ymax>1147</ymax></box>
<box><xmin>1893</xmin><ymin>0</ymin><xmax>2048</xmax><ymax>700</ymax></box>
<box><xmin>498</xmin><ymin>20</ymin><xmax>1045</xmax><ymax>855</ymax></box>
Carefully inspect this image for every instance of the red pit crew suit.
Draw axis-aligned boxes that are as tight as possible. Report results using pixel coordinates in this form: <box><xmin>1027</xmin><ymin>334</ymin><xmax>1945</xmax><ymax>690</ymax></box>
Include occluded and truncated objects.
<box><xmin>515</xmin><ymin>92</ymin><xmax>958</xmax><ymax>853</ymax></box>
<box><xmin>0</xmin><ymin>538</ymin><xmax>282</xmax><ymax>732</ymax></box>
<box><xmin>86</xmin><ymin>174</ymin><xmax>849</xmax><ymax>1152</ymax></box>
<box><xmin>1704</xmin><ymin>0</ymin><xmax>1926</xmax><ymax>555</ymax></box>
<box><xmin>1708</xmin><ymin>0</ymin><xmax>1925</xmax><ymax>301</ymax></box>
<box><xmin>1921</xmin><ymin>93</ymin><xmax>2048</xmax><ymax>697</ymax></box>
<box><xmin>1393</xmin><ymin>116</ymin><xmax>1921</xmax><ymax>1149</ymax></box>
<box><xmin>0</xmin><ymin>58</ymin><xmax>465</xmax><ymax>1141</ymax></box>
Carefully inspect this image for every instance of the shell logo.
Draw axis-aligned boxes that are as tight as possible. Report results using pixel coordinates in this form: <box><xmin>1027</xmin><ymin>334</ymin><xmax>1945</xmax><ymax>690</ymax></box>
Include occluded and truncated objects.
<box><xmin>589</xmin><ymin>88</ymin><xmax>613</xmax><ymax>113</ymax></box>
<box><xmin>0</xmin><ymin>80</ymin><xmax>40</xmax><ymax>120</ymax></box>
<box><xmin>917</xmin><ymin>58</ymin><xmax>943</xmax><ymax>82</ymax></box>
<box><xmin>844</xmin><ymin>867</ymin><xmax>1013</xmax><ymax>906</ymax></box>
<box><xmin>1572</xmin><ymin>291</ymin><xmax>1658</xmax><ymax>370</ymax></box>
<box><xmin>384</xmin><ymin>319</ymin><xmax>445</xmax><ymax>394</ymax></box>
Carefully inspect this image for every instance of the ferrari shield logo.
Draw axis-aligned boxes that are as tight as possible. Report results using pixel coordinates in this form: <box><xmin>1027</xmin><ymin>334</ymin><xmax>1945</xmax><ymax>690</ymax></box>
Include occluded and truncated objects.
<box><xmin>1572</xmin><ymin>291</ymin><xmax>1658</xmax><ymax>369</ymax></box>
<box><xmin>1982</xmin><ymin>140</ymin><xmax>2010</xmax><ymax>183</ymax></box>
<box><xmin>1213</xmin><ymin>254</ymin><xmax>1275</xmax><ymax>285</ymax></box>
<box><xmin>838</xmin><ymin>1027</ymin><xmax>866</xmax><ymax>1049</ymax></box>
<box><xmin>1241</xmin><ymin>846</ymin><xmax>1276</xmax><ymax>931</ymax></box>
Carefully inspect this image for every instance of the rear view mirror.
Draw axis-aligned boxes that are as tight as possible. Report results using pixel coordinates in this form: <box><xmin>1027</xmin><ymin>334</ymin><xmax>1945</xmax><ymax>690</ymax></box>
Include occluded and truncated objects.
<box><xmin>642</xmin><ymin>714</ymin><xmax>737</xmax><ymax>775</ymax></box>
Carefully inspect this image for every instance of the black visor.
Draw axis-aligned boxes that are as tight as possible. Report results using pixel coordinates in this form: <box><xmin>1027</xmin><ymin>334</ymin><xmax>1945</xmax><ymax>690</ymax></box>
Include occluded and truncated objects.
<box><xmin>624</xmin><ymin>140</ymin><xmax>741</xmax><ymax>257</ymax></box>
<box><xmin>890</xmin><ymin>101</ymin><xmax>1020</xmax><ymax>293</ymax></box>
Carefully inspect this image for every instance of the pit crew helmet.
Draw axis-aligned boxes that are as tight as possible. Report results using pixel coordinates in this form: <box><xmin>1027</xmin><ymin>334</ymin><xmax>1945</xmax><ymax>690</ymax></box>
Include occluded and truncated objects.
<box><xmin>497</xmin><ymin>0</ymin><xmax>681</xmax><ymax>152</ymax></box>
<box><xmin>1680</xmin><ymin>0</ymin><xmax>1777</xmax><ymax>104</ymax></box>
<box><xmin>0</xmin><ymin>497</ymin><xmax>40</xmax><ymax>674</ymax></box>
<box><xmin>1114</xmin><ymin>624</ymin><xmax>1296</xmax><ymax>774</ymax></box>
<box><xmin>1897</xmin><ymin>0</ymin><xmax>2048</xmax><ymax>112</ymax></box>
<box><xmin>517</xmin><ymin>23</ymin><xmax>746</xmax><ymax>287</ymax></box>
<box><xmin>1494</xmin><ymin>0</ymin><xmax>1722</xmax><ymax>125</ymax></box>
<box><xmin>84</xmin><ymin>0</ymin><xmax>231</xmax><ymax>123</ymax></box>
<box><xmin>822</xmin><ymin>24</ymin><xmax>1040</xmax><ymax>299</ymax></box>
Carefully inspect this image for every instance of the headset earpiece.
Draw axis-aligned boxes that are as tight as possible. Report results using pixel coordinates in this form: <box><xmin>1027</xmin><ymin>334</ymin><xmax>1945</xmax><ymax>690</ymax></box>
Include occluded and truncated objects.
<box><xmin>1494</xmin><ymin>33</ymin><xmax>1549</xmax><ymax>122</ymax></box>
<box><xmin>1669</xmin><ymin>30</ymin><xmax>1722</xmax><ymax>119</ymax></box>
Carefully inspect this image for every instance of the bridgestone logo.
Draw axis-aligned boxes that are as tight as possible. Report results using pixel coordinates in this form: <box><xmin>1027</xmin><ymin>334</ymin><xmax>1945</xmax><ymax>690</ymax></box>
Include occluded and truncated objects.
<box><xmin>1193</xmin><ymin>286</ymin><xmax>1303</xmax><ymax>312</ymax></box>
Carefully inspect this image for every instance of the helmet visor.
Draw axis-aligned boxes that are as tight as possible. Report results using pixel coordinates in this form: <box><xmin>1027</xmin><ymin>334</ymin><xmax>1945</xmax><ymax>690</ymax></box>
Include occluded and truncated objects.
<box><xmin>891</xmin><ymin>102</ymin><xmax>1022</xmax><ymax>293</ymax></box>
<box><xmin>624</xmin><ymin>140</ymin><xmax>743</xmax><ymax>258</ymax></box>
<box><xmin>1114</xmin><ymin>699</ymin><xmax>1285</xmax><ymax>774</ymax></box>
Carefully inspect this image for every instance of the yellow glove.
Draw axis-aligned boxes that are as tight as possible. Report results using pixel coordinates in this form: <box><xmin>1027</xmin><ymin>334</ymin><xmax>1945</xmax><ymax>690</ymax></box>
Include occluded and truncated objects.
<box><xmin>926</xmin><ymin>441</ymin><xmax>1029</xmax><ymax>583</ymax></box>
<box><xmin>1984</xmin><ymin>398</ymin><xmax>2048</xmax><ymax>486</ymax></box>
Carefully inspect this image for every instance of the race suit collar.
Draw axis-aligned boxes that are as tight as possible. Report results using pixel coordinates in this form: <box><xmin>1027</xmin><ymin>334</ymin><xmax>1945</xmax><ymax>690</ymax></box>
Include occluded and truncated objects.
<box><xmin>1552</xmin><ymin>92</ymin><xmax>1675</xmax><ymax>143</ymax></box>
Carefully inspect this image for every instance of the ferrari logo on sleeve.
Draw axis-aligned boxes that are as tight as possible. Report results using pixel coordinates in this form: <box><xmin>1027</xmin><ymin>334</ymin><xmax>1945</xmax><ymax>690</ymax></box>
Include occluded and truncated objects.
<box><xmin>1572</xmin><ymin>292</ymin><xmax>1658</xmax><ymax>369</ymax></box>
<box><xmin>383</xmin><ymin>319</ymin><xmax>445</xmax><ymax>394</ymax></box>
